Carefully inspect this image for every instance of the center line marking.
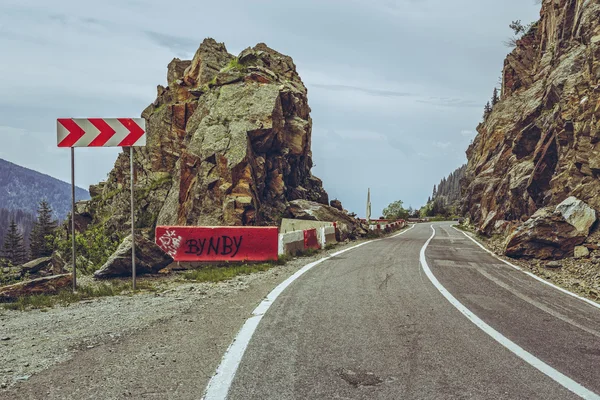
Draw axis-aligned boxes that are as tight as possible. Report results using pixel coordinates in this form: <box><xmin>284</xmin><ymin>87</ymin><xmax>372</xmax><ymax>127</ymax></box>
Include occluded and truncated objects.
<box><xmin>420</xmin><ymin>224</ymin><xmax>600</xmax><ymax>400</ymax></box>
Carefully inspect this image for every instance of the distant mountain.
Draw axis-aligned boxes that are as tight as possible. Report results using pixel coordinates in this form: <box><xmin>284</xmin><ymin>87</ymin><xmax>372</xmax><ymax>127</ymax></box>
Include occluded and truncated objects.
<box><xmin>0</xmin><ymin>158</ymin><xmax>90</xmax><ymax>221</ymax></box>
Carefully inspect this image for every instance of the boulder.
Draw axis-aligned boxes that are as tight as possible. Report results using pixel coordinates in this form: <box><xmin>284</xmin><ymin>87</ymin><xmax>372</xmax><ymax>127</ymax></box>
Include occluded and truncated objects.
<box><xmin>330</xmin><ymin>199</ymin><xmax>343</xmax><ymax>211</ymax></box>
<box><xmin>545</xmin><ymin>261</ymin><xmax>562</xmax><ymax>269</ymax></box>
<box><xmin>504</xmin><ymin>197</ymin><xmax>597</xmax><ymax>259</ymax></box>
<box><xmin>555</xmin><ymin>197</ymin><xmax>597</xmax><ymax>235</ymax></box>
<box><xmin>94</xmin><ymin>234</ymin><xmax>173</xmax><ymax>279</ymax></box>
<box><xmin>19</xmin><ymin>257</ymin><xmax>52</xmax><ymax>277</ymax></box>
<box><xmin>574</xmin><ymin>246</ymin><xmax>590</xmax><ymax>259</ymax></box>
<box><xmin>284</xmin><ymin>200</ymin><xmax>367</xmax><ymax>241</ymax></box>
<box><xmin>0</xmin><ymin>274</ymin><xmax>72</xmax><ymax>302</ymax></box>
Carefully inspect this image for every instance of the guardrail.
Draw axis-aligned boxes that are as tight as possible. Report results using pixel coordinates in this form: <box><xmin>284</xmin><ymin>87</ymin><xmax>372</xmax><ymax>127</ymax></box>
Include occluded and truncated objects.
<box><xmin>368</xmin><ymin>220</ymin><xmax>407</xmax><ymax>232</ymax></box>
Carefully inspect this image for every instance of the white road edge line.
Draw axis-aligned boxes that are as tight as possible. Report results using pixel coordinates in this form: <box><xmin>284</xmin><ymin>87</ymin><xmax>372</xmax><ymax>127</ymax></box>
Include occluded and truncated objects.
<box><xmin>421</xmin><ymin>225</ymin><xmax>600</xmax><ymax>400</ymax></box>
<box><xmin>202</xmin><ymin>224</ymin><xmax>415</xmax><ymax>400</ymax></box>
<box><xmin>451</xmin><ymin>226</ymin><xmax>600</xmax><ymax>310</ymax></box>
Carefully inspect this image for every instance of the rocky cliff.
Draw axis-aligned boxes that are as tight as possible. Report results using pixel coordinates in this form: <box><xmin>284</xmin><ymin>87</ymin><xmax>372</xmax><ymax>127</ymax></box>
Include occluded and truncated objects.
<box><xmin>80</xmin><ymin>39</ymin><xmax>329</xmax><ymax>236</ymax></box>
<box><xmin>462</xmin><ymin>0</ymin><xmax>600</xmax><ymax>243</ymax></box>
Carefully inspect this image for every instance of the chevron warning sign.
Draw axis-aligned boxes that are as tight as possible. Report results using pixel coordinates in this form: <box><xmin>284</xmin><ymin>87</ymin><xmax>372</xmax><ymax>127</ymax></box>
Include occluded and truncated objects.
<box><xmin>57</xmin><ymin>118</ymin><xmax>146</xmax><ymax>147</ymax></box>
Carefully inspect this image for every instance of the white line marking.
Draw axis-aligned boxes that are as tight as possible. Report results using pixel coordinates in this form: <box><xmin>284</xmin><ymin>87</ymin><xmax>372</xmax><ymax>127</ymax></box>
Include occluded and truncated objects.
<box><xmin>452</xmin><ymin>226</ymin><xmax>600</xmax><ymax>310</ymax></box>
<box><xmin>476</xmin><ymin>268</ymin><xmax>600</xmax><ymax>339</ymax></box>
<box><xmin>202</xmin><ymin>225</ymin><xmax>415</xmax><ymax>399</ymax></box>
<box><xmin>421</xmin><ymin>225</ymin><xmax>600</xmax><ymax>400</ymax></box>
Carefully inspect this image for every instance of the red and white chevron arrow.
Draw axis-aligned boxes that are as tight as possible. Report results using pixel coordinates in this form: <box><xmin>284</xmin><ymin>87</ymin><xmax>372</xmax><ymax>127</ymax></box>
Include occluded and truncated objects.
<box><xmin>57</xmin><ymin>118</ymin><xmax>146</xmax><ymax>147</ymax></box>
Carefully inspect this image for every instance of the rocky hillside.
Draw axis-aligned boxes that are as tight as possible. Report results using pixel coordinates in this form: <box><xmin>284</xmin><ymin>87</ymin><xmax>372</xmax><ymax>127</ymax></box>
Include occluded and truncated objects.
<box><xmin>80</xmin><ymin>39</ymin><xmax>332</xmax><ymax>236</ymax></box>
<box><xmin>0</xmin><ymin>158</ymin><xmax>89</xmax><ymax>220</ymax></box>
<box><xmin>463</xmin><ymin>0</ymin><xmax>600</xmax><ymax>242</ymax></box>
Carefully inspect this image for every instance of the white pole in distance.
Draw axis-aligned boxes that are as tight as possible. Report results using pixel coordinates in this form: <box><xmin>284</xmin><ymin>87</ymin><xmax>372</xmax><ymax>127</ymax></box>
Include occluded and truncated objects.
<box><xmin>130</xmin><ymin>146</ymin><xmax>136</xmax><ymax>291</ymax></box>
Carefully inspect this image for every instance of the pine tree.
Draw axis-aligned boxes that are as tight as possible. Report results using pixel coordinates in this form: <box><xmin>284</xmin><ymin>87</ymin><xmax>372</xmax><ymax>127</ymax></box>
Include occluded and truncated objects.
<box><xmin>483</xmin><ymin>102</ymin><xmax>492</xmax><ymax>119</ymax></box>
<box><xmin>432</xmin><ymin>185</ymin><xmax>437</xmax><ymax>199</ymax></box>
<box><xmin>492</xmin><ymin>88</ymin><xmax>499</xmax><ymax>105</ymax></box>
<box><xmin>1</xmin><ymin>220</ymin><xmax>27</xmax><ymax>265</ymax></box>
<box><xmin>30</xmin><ymin>200</ymin><xmax>58</xmax><ymax>259</ymax></box>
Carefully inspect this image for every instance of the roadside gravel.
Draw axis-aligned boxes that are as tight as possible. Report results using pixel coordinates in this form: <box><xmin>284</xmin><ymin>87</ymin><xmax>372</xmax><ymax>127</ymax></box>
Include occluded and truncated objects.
<box><xmin>0</xmin><ymin>235</ymin><xmax>381</xmax><ymax>399</ymax></box>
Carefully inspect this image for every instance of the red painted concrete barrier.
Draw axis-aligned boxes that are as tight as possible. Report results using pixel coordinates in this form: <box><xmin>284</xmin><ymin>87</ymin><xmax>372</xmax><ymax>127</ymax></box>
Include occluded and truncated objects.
<box><xmin>155</xmin><ymin>226</ymin><xmax>278</xmax><ymax>262</ymax></box>
<box><xmin>303</xmin><ymin>228</ymin><xmax>320</xmax><ymax>250</ymax></box>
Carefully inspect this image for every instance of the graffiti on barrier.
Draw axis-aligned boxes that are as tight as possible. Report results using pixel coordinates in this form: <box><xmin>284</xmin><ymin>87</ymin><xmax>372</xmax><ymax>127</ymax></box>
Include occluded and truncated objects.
<box><xmin>184</xmin><ymin>236</ymin><xmax>243</xmax><ymax>258</ymax></box>
<box><xmin>157</xmin><ymin>229</ymin><xmax>183</xmax><ymax>257</ymax></box>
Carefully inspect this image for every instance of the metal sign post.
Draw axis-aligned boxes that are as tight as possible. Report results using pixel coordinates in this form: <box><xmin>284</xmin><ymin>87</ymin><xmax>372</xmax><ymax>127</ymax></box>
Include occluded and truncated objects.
<box><xmin>71</xmin><ymin>148</ymin><xmax>77</xmax><ymax>292</ymax></box>
<box><xmin>130</xmin><ymin>146</ymin><xmax>136</xmax><ymax>290</ymax></box>
<box><xmin>57</xmin><ymin>118</ymin><xmax>146</xmax><ymax>291</ymax></box>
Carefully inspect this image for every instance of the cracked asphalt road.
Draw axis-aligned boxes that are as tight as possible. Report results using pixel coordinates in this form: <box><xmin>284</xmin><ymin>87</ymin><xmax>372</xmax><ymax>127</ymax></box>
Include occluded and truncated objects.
<box><xmin>227</xmin><ymin>222</ymin><xmax>600</xmax><ymax>399</ymax></box>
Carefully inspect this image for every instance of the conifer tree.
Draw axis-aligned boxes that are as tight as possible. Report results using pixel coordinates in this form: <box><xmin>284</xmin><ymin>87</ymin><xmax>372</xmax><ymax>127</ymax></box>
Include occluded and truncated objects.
<box><xmin>483</xmin><ymin>102</ymin><xmax>492</xmax><ymax>119</ymax></box>
<box><xmin>492</xmin><ymin>88</ymin><xmax>499</xmax><ymax>105</ymax></box>
<box><xmin>1</xmin><ymin>220</ymin><xmax>27</xmax><ymax>265</ymax></box>
<box><xmin>30</xmin><ymin>200</ymin><xmax>58</xmax><ymax>259</ymax></box>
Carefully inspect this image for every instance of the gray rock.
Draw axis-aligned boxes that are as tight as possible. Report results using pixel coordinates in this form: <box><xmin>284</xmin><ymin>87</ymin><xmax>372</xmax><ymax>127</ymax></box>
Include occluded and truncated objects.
<box><xmin>505</xmin><ymin>197</ymin><xmax>597</xmax><ymax>260</ymax></box>
<box><xmin>556</xmin><ymin>196</ymin><xmax>597</xmax><ymax>234</ymax></box>
<box><xmin>19</xmin><ymin>257</ymin><xmax>52</xmax><ymax>277</ymax></box>
<box><xmin>574</xmin><ymin>246</ymin><xmax>590</xmax><ymax>259</ymax></box>
<box><xmin>0</xmin><ymin>274</ymin><xmax>72</xmax><ymax>301</ymax></box>
<box><xmin>94</xmin><ymin>234</ymin><xmax>173</xmax><ymax>279</ymax></box>
<box><xmin>545</xmin><ymin>261</ymin><xmax>562</xmax><ymax>269</ymax></box>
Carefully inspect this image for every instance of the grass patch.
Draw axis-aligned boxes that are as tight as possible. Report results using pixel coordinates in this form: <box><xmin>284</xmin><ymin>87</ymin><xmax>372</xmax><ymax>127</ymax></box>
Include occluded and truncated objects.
<box><xmin>294</xmin><ymin>248</ymin><xmax>319</xmax><ymax>257</ymax></box>
<box><xmin>181</xmin><ymin>263</ymin><xmax>274</xmax><ymax>283</ymax></box>
<box><xmin>366</xmin><ymin>230</ymin><xmax>384</xmax><ymax>239</ymax></box>
<box><xmin>274</xmin><ymin>254</ymin><xmax>292</xmax><ymax>265</ymax></box>
<box><xmin>1</xmin><ymin>280</ymin><xmax>157</xmax><ymax>311</ymax></box>
<box><xmin>324</xmin><ymin>243</ymin><xmax>337</xmax><ymax>250</ymax></box>
<box><xmin>221</xmin><ymin>57</ymin><xmax>247</xmax><ymax>73</ymax></box>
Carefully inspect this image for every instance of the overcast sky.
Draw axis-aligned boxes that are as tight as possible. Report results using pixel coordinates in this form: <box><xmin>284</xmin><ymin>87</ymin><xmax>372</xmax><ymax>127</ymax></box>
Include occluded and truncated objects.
<box><xmin>0</xmin><ymin>0</ymin><xmax>540</xmax><ymax>217</ymax></box>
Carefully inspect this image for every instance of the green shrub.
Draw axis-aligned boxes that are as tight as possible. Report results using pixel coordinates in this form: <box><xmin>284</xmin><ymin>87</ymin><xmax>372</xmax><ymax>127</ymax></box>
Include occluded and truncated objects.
<box><xmin>54</xmin><ymin>225</ymin><xmax>124</xmax><ymax>275</ymax></box>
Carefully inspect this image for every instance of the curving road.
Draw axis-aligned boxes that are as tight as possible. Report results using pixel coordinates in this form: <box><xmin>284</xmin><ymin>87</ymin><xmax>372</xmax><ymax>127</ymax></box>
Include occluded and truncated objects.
<box><xmin>212</xmin><ymin>222</ymin><xmax>600</xmax><ymax>399</ymax></box>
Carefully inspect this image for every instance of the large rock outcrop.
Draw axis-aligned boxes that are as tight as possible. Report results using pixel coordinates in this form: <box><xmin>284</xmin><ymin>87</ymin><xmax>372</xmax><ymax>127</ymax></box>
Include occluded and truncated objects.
<box><xmin>462</xmin><ymin>1</ymin><xmax>600</xmax><ymax>238</ymax></box>
<box><xmin>84</xmin><ymin>39</ymin><xmax>329</xmax><ymax>237</ymax></box>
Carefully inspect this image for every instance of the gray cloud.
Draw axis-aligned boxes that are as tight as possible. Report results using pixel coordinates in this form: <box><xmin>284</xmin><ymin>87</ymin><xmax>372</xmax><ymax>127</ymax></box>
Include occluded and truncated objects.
<box><xmin>417</xmin><ymin>97</ymin><xmax>481</xmax><ymax>108</ymax></box>
<box><xmin>144</xmin><ymin>31</ymin><xmax>201</xmax><ymax>58</ymax></box>
<box><xmin>310</xmin><ymin>84</ymin><xmax>412</xmax><ymax>98</ymax></box>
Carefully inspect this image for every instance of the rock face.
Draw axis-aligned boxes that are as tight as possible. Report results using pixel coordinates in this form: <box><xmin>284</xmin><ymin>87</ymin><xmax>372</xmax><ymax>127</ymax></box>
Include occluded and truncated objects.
<box><xmin>94</xmin><ymin>235</ymin><xmax>173</xmax><ymax>279</ymax></box>
<box><xmin>83</xmin><ymin>39</ymin><xmax>329</xmax><ymax>237</ymax></box>
<box><xmin>0</xmin><ymin>274</ymin><xmax>71</xmax><ymax>301</ymax></box>
<box><xmin>285</xmin><ymin>200</ymin><xmax>367</xmax><ymax>241</ymax></box>
<box><xmin>505</xmin><ymin>197</ymin><xmax>597</xmax><ymax>259</ymax></box>
<box><xmin>462</xmin><ymin>1</ymin><xmax>600</xmax><ymax>236</ymax></box>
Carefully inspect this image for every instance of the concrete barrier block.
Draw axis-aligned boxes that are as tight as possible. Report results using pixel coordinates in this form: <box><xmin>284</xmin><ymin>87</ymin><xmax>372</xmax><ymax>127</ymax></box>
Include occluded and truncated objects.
<box><xmin>156</xmin><ymin>226</ymin><xmax>278</xmax><ymax>262</ymax></box>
